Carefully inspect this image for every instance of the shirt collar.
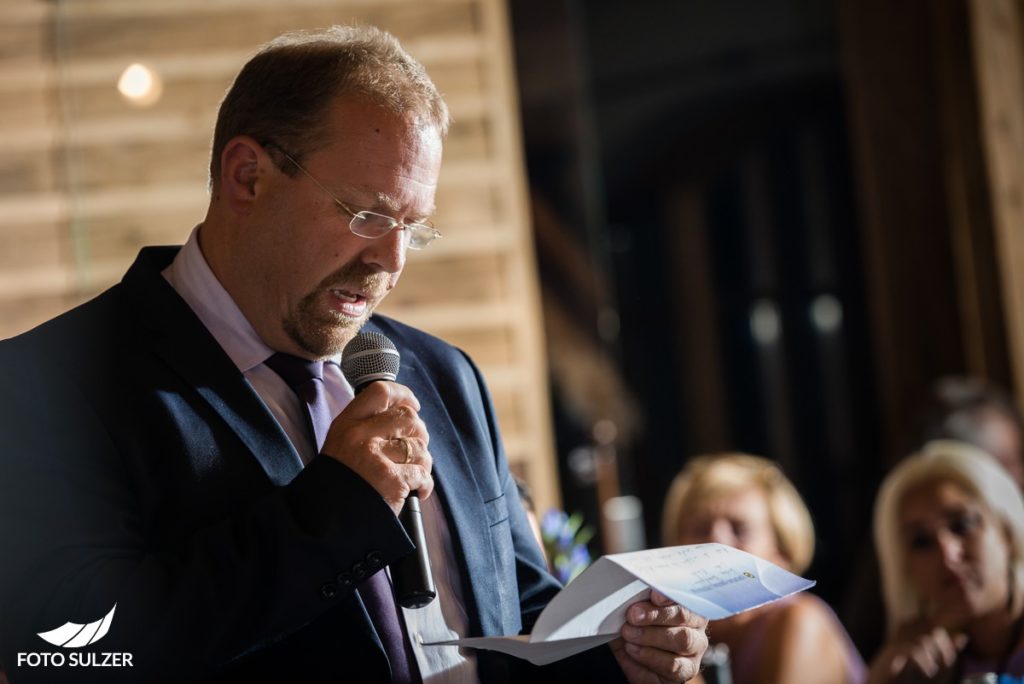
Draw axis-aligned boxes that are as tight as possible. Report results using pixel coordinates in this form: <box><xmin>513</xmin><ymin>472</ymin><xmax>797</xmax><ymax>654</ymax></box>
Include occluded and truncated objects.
<box><xmin>162</xmin><ymin>225</ymin><xmax>274</xmax><ymax>373</ymax></box>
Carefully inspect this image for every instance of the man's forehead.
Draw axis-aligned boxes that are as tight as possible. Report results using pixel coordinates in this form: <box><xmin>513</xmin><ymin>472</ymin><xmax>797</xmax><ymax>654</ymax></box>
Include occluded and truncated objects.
<box><xmin>366</xmin><ymin>189</ymin><xmax>437</xmax><ymax>217</ymax></box>
<box><xmin>323</xmin><ymin>95</ymin><xmax>440</xmax><ymax>136</ymax></box>
<box><xmin>329</xmin><ymin>172</ymin><xmax>438</xmax><ymax>217</ymax></box>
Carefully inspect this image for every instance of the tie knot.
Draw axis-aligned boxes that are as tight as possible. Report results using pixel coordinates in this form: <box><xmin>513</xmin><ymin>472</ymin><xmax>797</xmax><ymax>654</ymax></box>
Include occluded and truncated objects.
<box><xmin>264</xmin><ymin>352</ymin><xmax>324</xmax><ymax>392</ymax></box>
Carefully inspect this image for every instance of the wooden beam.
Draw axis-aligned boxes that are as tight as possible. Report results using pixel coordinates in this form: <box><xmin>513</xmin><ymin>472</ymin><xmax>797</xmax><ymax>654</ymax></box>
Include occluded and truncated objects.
<box><xmin>838</xmin><ymin>0</ymin><xmax>971</xmax><ymax>462</ymax></box>
<box><xmin>968</xmin><ymin>0</ymin><xmax>1024</xmax><ymax>397</ymax></box>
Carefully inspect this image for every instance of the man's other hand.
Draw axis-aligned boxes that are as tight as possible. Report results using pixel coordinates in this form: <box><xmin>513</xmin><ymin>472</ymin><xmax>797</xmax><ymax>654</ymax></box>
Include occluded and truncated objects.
<box><xmin>610</xmin><ymin>590</ymin><xmax>709</xmax><ymax>683</ymax></box>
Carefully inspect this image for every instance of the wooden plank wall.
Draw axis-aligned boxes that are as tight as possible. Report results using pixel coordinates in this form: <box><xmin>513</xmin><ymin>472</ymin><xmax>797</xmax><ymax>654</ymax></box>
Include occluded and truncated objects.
<box><xmin>969</xmin><ymin>0</ymin><xmax>1024</xmax><ymax>400</ymax></box>
<box><xmin>0</xmin><ymin>0</ymin><xmax>561</xmax><ymax>512</ymax></box>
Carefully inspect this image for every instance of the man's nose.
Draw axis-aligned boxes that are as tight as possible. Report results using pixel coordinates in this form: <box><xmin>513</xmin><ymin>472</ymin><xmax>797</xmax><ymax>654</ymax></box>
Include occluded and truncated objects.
<box><xmin>360</xmin><ymin>228</ymin><xmax>407</xmax><ymax>274</ymax></box>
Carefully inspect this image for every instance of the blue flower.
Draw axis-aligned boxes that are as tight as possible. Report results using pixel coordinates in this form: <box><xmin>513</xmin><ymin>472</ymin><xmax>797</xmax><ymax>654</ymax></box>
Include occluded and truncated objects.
<box><xmin>540</xmin><ymin>509</ymin><xmax>594</xmax><ymax>584</ymax></box>
<box><xmin>541</xmin><ymin>509</ymin><xmax>568</xmax><ymax>539</ymax></box>
<box><xmin>569</xmin><ymin>544</ymin><xmax>591</xmax><ymax>569</ymax></box>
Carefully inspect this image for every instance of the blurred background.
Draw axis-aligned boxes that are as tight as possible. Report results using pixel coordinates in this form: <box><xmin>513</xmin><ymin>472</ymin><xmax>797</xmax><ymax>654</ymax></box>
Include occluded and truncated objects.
<box><xmin>4</xmin><ymin>0</ymin><xmax>1024</xmax><ymax>662</ymax></box>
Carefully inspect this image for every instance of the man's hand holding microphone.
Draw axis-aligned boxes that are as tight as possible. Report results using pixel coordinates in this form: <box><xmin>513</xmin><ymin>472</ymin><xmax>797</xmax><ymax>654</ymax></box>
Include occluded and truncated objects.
<box><xmin>321</xmin><ymin>331</ymin><xmax>437</xmax><ymax>609</ymax></box>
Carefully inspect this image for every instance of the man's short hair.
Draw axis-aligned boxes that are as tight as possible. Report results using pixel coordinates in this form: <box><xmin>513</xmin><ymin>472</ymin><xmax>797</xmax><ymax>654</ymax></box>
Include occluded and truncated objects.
<box><xmin>209</xmin><ymin>25</ymin><xmax>450</xmax><ymax>186</ymax></box>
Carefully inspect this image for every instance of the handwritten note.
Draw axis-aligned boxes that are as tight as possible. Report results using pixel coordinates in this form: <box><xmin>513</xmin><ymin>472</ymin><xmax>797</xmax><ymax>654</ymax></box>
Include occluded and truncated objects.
<box><xmin>425</xmin><ymin>543</ymin><xmax>815</xmax><ymax>665</ymax></box>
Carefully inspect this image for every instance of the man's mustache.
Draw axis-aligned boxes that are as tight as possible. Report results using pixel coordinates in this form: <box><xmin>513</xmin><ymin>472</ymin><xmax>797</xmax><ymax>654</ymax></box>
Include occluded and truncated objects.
<box><xmin>319</xmin><ymin>267</ymin><xmax>391</xmax><ymax>297</ymax></box>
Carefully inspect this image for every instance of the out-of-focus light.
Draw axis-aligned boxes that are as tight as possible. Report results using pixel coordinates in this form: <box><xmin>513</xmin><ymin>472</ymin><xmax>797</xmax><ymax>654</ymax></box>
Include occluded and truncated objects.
<box><xmin>750</xmin><ymin>299</ymin><xmax>781</xmax><ymax>345</ymax></box>
<box><xmin>592</xmin><ymin>419</ymin><xmax>618</xmax><ymax>445</ymax></box>
<box><xmin>117</xmin><ymin>63</ymin><xmax>162</xmax><ymax>106</ymax></box>
<box><xmin>603</xmin><ymin>495</ymin><xmax>645</xmax><ymax>553</ymax></box>
<box><xmin>811</xmin><ymin>294</ymin><xmax>843</xmax><ymax>333</ymax></box>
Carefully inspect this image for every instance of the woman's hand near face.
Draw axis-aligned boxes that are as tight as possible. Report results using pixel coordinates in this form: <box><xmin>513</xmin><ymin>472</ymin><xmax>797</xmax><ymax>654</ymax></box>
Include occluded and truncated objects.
<box><xmin>866</xmin><ymin>622</ymin><xmax>967</xmax><ymax>684</ymax></box>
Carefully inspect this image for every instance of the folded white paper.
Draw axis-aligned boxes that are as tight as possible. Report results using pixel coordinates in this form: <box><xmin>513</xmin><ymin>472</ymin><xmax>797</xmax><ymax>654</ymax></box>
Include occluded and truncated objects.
<box><xmin>425</xmin><ymin>543</ymin><xmax>815</xmax><ymax>665</ymax></box>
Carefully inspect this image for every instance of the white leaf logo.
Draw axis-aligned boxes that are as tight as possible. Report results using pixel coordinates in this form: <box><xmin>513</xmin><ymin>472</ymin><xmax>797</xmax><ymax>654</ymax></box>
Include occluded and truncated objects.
<box><xmin>37</xmin><ymin>604</ymin><xmax>117</xmax><ymax>648</ymax></box>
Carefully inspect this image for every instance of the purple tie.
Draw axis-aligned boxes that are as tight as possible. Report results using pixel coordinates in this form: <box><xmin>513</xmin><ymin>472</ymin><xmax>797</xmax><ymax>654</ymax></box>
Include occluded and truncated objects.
<box><xmin>264</xmin><ymin>352</ymin><xmax>421</xmax><ymax>683</ymax></box>
<box><xmin>263</xmin><ymin>353</ymin><xmax>332</xmax><ymax>451</ymax></box>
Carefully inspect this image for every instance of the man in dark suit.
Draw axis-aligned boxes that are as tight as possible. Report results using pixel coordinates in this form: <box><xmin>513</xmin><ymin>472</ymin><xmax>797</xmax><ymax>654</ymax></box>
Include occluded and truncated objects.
<box><xmin>0</xmin><ymin>25</ymin><xmax>707</xmax><ymax>682</ymax></box>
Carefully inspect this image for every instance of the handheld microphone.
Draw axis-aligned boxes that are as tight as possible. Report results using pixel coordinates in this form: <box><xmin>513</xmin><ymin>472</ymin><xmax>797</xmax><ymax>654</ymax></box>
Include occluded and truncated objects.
<box><xmin>341</xmin><ymin>331</ymin><xmax>437</xmax><ymax>609</ymax></box>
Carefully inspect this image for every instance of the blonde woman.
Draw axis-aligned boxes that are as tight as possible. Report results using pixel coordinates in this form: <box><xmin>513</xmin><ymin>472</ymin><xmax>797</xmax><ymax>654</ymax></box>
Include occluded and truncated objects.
<box><xmin>663</xmin><ymin>453</ymin><xmax>866</xmax><ymax>684</ymax></box>
<box><xmin>869</xmin><ymin>440</ymin><xmax>1024</xmax><ymax>683</ymax></box>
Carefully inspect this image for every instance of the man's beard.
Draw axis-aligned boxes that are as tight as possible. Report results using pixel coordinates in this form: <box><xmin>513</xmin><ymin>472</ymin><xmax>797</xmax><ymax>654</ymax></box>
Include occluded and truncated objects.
<box><xmin>283</xmin><ymin>263</ymin><xmax>391</xmax><ymax>358</ymax></box>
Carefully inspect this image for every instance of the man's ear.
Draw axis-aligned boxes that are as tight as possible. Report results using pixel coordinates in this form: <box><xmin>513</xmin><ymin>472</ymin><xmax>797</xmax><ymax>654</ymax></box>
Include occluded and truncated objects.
<box><xmin>218</xmin><ymin>136</ymin><xmax>264</xmax><ymax>214</ymax></box>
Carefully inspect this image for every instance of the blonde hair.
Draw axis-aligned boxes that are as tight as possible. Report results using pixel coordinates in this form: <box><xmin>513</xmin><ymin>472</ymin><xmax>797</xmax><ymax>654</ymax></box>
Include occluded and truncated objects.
<box><xmin>661</xmin><ymin>453</ymin><xmax>816</xmax><ymax>574</ymax></box>
<box><xmin>874</xmin><ymin>439</ymin><xmax>1024</xmax><ymax>635</ymax></box>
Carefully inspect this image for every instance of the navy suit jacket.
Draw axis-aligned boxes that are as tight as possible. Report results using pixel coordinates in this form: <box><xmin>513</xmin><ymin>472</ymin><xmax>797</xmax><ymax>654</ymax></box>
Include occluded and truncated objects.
<box><xmin>0</xmin><ymin>247</ymin><xmax>622</xmax><ymax>683</ymax></box>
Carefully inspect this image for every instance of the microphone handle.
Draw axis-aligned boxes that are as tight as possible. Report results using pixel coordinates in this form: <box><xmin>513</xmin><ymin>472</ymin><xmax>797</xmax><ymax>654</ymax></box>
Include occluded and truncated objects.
<box><xmin>392</xmin><ymin>492</ymin><xmax>437</xmax><ymax>608</ymax></box>
<box><xmin>347</xmin><ymin>370</ymin><xmax>436</xmax><ymax>609</ymax></box>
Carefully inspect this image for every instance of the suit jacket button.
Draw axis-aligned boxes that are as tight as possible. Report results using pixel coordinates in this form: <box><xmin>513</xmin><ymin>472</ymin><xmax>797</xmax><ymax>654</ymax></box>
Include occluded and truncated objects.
<box><xmin>366</xmin><ymin>552</ymin><xmax>383</xmax><ymax>569</ymax></box>
<box><xmin>337</xmin><ymin>571</ymin><xmax>354</xmax><ymax>587</ymax></box>
<box><xmin>352</xmin><ymin>562</ymin><xmax>367</xmax><ymax>579</ymax></box>
<box><xmin>320</xmin><ymin>583</ymin><xmax>337</xmax><ymax>600</ymax></box>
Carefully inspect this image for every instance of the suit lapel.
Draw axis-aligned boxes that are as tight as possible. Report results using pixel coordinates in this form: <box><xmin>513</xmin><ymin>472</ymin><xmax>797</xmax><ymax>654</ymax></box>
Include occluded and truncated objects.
<box><xmin>122</xmin><ymin>247</ymin><xmax>303</xmax><ymax>486</ymax></box>
<box><xmin>365</xmin><ymin>319</ymin><xmax>504</xmax><ymax>637</ymax></box>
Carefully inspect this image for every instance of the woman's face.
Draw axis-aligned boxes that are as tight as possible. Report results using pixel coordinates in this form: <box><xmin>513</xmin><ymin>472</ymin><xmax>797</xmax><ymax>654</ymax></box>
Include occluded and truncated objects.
<box><xmin>899</xmin><ymin>477</ymin><xmax>1013</xmax><ymax>628</ymax></box>
<box><xmin>675</xmin><ymin>486</ymin><xmax>788</xmax><ymax>568</ymax></box>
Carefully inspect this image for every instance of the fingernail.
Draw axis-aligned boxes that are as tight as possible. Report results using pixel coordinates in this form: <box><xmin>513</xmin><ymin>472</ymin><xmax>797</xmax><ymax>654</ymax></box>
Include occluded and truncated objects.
<box><xmin>623</xmin><ymin>625</ymin><xmax>642</xmax><ymax>639</ymax></box>
<box><xmin>630</xmin><ymin>607</ymin><xmax>648</xmax><ymax>622</ymax></box>
<box><xmin>626</xmin><ymin>643</ymin><xmax>640</xmax><ymax>655</ymax></box>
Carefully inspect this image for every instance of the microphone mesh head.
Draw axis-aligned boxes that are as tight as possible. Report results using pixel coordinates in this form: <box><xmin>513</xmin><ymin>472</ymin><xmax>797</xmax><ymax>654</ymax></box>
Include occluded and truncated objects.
<box><xmin>341</xmin><ymin>331</ymin><xmax>401</xmax><ymax>390</ymax></box>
